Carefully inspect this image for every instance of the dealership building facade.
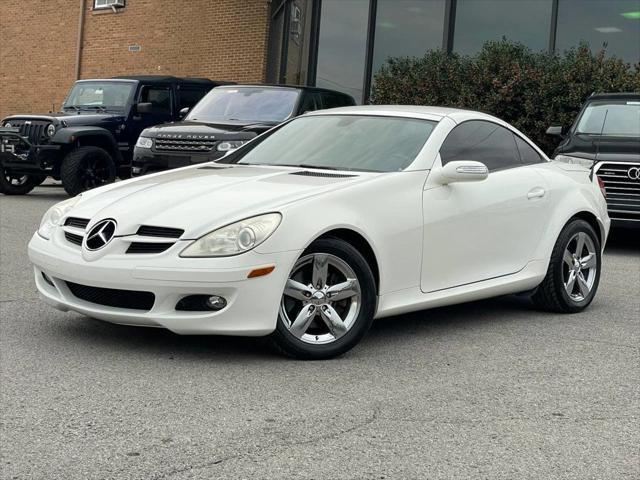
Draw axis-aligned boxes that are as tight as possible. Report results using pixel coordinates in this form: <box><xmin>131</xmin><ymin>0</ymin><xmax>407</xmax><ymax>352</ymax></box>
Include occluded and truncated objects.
<box><xmin>1</xmin><ymin>0</ymin><xmax>638</xmax><ymax>118</ymax></box>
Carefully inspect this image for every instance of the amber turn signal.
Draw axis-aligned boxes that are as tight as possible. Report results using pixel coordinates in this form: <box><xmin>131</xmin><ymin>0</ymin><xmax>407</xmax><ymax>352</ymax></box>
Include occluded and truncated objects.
<box><xmin>247</xmin><ymin>265</ymin><xmax>275</xmax><ymax>278</ymax></box>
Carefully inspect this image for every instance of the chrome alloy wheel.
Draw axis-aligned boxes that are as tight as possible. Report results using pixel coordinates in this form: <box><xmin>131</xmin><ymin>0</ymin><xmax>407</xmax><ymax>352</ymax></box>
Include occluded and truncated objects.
<box><xmin>562</xmin><ymin>232</ymin><xmax>597</xmax><ymax>302</ymax></box>
<box><xmin>280</xmin><ymin>253</ymin><xmax>361</xmax><ymax>345</ymax></box>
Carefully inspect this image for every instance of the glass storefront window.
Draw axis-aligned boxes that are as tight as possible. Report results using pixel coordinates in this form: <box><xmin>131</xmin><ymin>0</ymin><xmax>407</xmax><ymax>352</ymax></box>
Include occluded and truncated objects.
<box><xmin>372</xmin><ymin>0</ymin><xmax>446</xmax><ymax>76</ymax></box>
<box><xmin>283</xmin><ymin>0</ymin><xmax>314</xmax><ymax>85</ymax></box>
<box><xmin>315</xmin><ymin>0</ymin><xmax>370</xmax><ymax>103</ymax></box>
<box><xmin>556</xmin><ymin>0</ymin><xmax>640</xmax><ymax>63</ymax></box>
<box><xmin>453</xmin><ymin>0</ymin><xmax>553</xmax><ymax>55</ymax></box>
<box><xmin>266</xmin><ymin>5</ymin><xmax>285</xmax><ymax>83</ymax></box>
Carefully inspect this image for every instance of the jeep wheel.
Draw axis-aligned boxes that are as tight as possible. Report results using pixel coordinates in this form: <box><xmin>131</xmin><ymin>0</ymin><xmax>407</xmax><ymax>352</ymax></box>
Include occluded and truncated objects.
<box><xmin>0</xmin><ymin>170</ymin><xmax>38</xmax><ymax>195</ymax></box>
<box><xmin>61</xmin><ymin>146</ymin><xmax>116</xmax><ymax>196</ymax></box>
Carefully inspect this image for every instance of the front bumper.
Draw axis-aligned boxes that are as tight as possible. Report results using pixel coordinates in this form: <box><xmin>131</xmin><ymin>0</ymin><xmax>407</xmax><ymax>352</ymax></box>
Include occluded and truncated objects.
<box><xmin>0</xmin><ymin>127</ymin><xmax>60</xmax><ymax>173</ymax></box>
<box><xmin>28</xmin><ymin>231</ymin><xmax>301</xmax><ymax>336</ymax></box>
<box><xmin>132</xmin><ymin>146</ymin><xmax>225</xmax><ymax>176</ymax></box>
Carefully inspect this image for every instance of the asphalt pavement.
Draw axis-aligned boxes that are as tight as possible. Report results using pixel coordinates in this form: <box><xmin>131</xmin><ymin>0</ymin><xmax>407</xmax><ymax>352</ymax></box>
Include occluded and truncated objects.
<box><xmin>1</xmin><ymin>182</ymin><xmax>638</xmax><ymax>479</ymax></box>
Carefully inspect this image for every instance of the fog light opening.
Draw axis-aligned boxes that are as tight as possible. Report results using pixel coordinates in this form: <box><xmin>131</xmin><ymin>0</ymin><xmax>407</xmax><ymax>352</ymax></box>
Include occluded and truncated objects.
<box><xmin>41</xmin><ymin>271</ymin><xmax>55</xmax><ymax>287</ymax></box>
<box><xmin>175</xmin><ymin>294</ymin><xmax>227</xmax><ymax>312</ymax></box>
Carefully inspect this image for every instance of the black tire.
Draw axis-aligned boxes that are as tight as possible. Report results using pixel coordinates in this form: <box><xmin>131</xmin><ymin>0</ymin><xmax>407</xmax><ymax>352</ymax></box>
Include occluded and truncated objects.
<box><xmin>0</xmin><ymin>170</ymin><xmax>38</xmax><ymax>195</ymax></box>
<box><xmin>269</xmin><ymin>237</ymin><xmax>377</xmax><ymax>360</ymax></box>
<box><xmin>117</xmin><ymin>166</ymin><xmax>132</xmax><ymax>180</ymax></box>
<box><xmin>532</xmin><ymin>219</ymin><xmax>601</xmax><ymax>313</ymax></box>
<box><xmin>61</xmin><ymin>146</ymin><xmax>116</xmax><ymax>196</ymax></box>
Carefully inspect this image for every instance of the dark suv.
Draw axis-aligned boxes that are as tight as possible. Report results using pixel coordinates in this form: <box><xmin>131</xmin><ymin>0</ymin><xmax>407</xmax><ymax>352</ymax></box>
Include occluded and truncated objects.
<box><xmin>132</xmin><ymin>85</ymin><xmax>355</xmax><ymax>176</ymax></box>
<box><xmin>0</xmin><ymin>75</ymin><xmax>228</xmax><ymax>196</ymax></box>
<box><xmin>548</xmin><ymin>92</ymin><xmax>640</xmax><ymax>228</ymax></box>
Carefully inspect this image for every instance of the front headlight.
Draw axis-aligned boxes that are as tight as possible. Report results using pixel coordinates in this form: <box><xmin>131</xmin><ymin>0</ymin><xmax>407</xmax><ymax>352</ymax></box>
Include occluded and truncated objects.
<box><xmin>180</xmin><ymin>213</ymin><xmax>282</xmax><ymax>257</ymax></box>
<box><xmin>37</xmin><ymin>195</ymin><xmax>82</xmax><ymax>239</ymax></box>
<box><xmin>46</xmin><ymin>124</ymin><xmax>56</xmax><ymax>137</ymax></box>
<box><xmin>216</xmin><ymin>140</ymin><xmax>247</xmax><ymax>152</ymax></box>
<box><xmin>136</xmin><ymin>137</ymin><xmax>153</xmax><ymax>149</ymax></box>
<box><xmin>4</xmin><ymin>122</ymin><xmax>12</xmax><ymax>128</ymax></box>
<box><xmin>554</xmin><ymin>154</ymin><xmax>594</xmax><ymax>168</ymax></box>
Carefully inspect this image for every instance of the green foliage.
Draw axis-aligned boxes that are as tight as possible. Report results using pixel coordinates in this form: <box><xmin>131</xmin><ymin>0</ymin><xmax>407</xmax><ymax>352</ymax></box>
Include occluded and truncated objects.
<box><xmin>371</xmin><ymin>41</ymin><xmax>640</xmax><ymax>154</ymax></box>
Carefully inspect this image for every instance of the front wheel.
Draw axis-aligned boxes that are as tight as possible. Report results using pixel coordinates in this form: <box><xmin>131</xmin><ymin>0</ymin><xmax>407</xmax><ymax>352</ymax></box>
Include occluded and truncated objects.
<box><xmin>532</xmin><ymin>219</ymin><xmax>601</xmax><ymax>313</ymax></box>
<box><xmin>0</xmin><ymin>170</ymin><xmax>38</xmax><ymax>195</ymax></box>
<box><xmin>61</xmin><ymin>146</ymin><xmax>116</xmax><ymax>196</ymax></box>
<box><xmin>269</xmin><ymin>238</ymin><xmax>377</xmax><ymax>360</ymax></box>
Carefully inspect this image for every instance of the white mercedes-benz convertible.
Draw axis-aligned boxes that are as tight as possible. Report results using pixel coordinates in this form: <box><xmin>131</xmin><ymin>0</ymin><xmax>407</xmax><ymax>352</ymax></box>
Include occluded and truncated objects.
<box><xmin>28</xmin><ymin>106</ymin><xmax>610</xmax><ymax>359</ymax></box>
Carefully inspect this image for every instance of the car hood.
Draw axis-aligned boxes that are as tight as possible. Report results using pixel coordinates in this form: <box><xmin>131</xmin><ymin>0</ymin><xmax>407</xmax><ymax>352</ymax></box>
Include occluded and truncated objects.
<box><xmin>4</xmin><ymin>112</ymin><xmax>125</xmax><ymax>127</ymax></box>
<box><xmin>557</xmin><ymin>134</ymin><xmax>640</xmax><ymax>163</ymax></box>
<box><xmin>143</xmin><ymin>120</ymin><xmax>279</xmax><ymax>141</ymax></box>
<box><xmin>71</xmin><ymin>164</ymin><xmax>369</xmax><ymax>239</ymax></box>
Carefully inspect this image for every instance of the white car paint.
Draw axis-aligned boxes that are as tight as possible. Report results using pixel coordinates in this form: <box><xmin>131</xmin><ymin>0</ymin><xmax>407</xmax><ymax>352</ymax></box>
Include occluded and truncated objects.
<box><xmin>28</xmin><ymin>106</ymin><xmax>610</xmax><ymax>336</ymax></box>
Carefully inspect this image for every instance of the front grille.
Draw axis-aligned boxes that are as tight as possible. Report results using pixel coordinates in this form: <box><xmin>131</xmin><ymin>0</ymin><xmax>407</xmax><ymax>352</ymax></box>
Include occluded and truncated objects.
<box><xmin>64</xmin><ymin>217</ymin><xmax>90</xmax><ymax>229</ymax></box>
<box><xmin>65</xmin><ymin>282</ymin><xmax>155</xmax><ymax>311</ymax></box>
<box><xmin>290</xmin><ymin>170</ymin><xmax>357</xmax><ymax>178</ymax></box>
<box><xmin>126</xmin><ymin>242</ymin><xmax>174</xmax><ymax>254</ymax></box>
<box><xmin>64</xmin><ymin>232</ymin><xmax>83</xmax><ymax>246</ymax></box>
<box><xmin>597</xmin><ymin>163</ymin><xmax>640</xmax><ymax>221</ymax></box>
<box><xmin>10</xmin><ymin>120</ymin><xmax>50</xmax><ymax>144</ymax></box>
<box><xmin>136</xmin><ymin>225</ymin><xmax>184</xmax><ymax>238</ymax></box>
<box><xmin>154</xmin><ymin>138</ymin><xmax>217</xmax><ymax>152</ymax></box>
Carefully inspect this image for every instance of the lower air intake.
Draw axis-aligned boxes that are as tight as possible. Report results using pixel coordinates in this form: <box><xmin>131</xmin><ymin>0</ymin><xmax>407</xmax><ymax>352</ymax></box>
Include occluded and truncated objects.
<box><xmin>65</xmin><ymin>282</ymin><xmax>155</xmax><ymax>311</ymax></box>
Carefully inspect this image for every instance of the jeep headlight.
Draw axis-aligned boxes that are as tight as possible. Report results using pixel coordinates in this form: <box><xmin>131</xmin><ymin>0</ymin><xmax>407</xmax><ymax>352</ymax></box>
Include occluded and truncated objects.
<box><xmin>216</xmin><ymin>140</ymin><xmax>247</xmax><ymax>152</ymax></box>
<box><xmin>38</xmin><ymin>196</ymin><xmax>82</xmax><ymax>240</ymax></box>
<box><xmin>4</xmin><ymin>122</ymin><xmax>12</xmax><ymax>128</ymax></box>
<box><xmin>136</xmin><ymin>137</ymin><xmax>153</xmax><ymax>149</ymax></box>
<box><xmin>180</xmin><ymin>213</ymin><xmax>282</xmax><ymax>257</ymax></box>
<box><xmin>46</xmin><ymin>124</ymin><xmax>56</xmax><ymax>137</ymax></box>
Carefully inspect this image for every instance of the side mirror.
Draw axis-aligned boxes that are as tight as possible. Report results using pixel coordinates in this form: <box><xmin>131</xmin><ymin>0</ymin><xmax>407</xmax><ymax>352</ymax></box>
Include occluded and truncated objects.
<box><xmin>546</xmin><ymin>125</ymin><xmax>565</xmax><ymax>137</ymax></box>
<box><xmin>434</xmin><ymin>160</ymin><xmax>489</xmax><ymax>185</ymax></box>
<box><xmin>136</xmin><ymin>102</ymin><xmax>153</xmax><ymax>114</ymax></box>
<box><xmin>179</xmin><ymin>107</ymin><xmax>189</xmax><ymax>118</ymax></box>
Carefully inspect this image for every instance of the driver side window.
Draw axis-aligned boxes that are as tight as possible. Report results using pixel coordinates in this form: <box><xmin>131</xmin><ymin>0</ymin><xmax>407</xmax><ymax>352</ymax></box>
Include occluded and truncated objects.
<box><xmin>440</xmin><ymin>120</ymin><xmax>521</xmax><ymax>172</ymax></box>
<box><xmin>139</xmin><ymin>86</ymin><xmax>172</xmax><ymax>115</ymax></box>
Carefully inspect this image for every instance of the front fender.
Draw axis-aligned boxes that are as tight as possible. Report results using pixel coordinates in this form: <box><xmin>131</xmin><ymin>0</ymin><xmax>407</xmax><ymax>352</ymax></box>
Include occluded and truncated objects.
<box><xmin>51</xmin><ymin>126</ymin><xmax>116</xmax><ymax>145</ymax></box>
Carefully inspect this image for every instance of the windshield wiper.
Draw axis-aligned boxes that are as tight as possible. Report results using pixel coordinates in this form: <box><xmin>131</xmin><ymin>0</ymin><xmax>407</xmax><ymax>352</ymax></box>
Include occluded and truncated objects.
<box><xmin>84</xmin><ymin>105</ymin><xmax>108</xmax><ymax>112</ymax></box>
<box><xmin>63</xmin><ymin>105</ymin><xmax>80</xmax><ymax>111</ymax></box>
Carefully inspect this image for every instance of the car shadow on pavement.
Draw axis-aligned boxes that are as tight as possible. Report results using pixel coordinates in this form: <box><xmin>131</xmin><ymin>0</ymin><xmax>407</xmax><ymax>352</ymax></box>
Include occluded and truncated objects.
<box><xmin>39</xmin><ymin>228</ymin><xmax>636</xmax><ymax>361</ymax></box>
<box><xmin>45</xmin><ymin>295</ymin><xmax>534</xmax><ymax>361</ymax></box>
<box><xmin>605</xmin><ymin>228</ymin><xmax>640</xmax><ymax>255</ymax></box>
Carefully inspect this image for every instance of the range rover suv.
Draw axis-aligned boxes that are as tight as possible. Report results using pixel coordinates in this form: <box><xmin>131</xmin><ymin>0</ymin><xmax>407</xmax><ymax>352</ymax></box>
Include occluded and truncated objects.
<box><xmin>548</xmin><ymin>92</ymin><xmax>640</xmax><ymax>228</ymax></box>
<box><xmin>131</xmin><ymin>85</ymin><xmax>355</xmax><ymax>176</ymax></box>
<box><xmin>0</xmin><ymin>76</ymin><xmax>229</xmax><ymax>196</ymax></box>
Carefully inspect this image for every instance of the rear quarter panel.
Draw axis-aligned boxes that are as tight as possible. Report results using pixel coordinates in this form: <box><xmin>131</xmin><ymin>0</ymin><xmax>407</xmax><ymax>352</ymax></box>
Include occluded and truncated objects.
<box><xmin>530</xmin><ymin>162</ymin><xmax>609</xmax><ymax>261</ymax></box>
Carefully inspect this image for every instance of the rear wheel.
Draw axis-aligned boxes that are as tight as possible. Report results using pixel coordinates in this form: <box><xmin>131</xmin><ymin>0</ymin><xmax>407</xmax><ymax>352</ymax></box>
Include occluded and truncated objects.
<box><xmin>0</xmin><ymin>170</ymin><xmax>38</xmax><ymax>195</ymax></box>
<box><xmin>269</xmin><ymin>238</ymin><xmax>376</xmax><ymax>360</ymax></box>
<box><xmin>532</xmin><ymin>219</ymin><xmax>601</xmax><ymax>313</ymax></box>
<box><xmin>61</xmin><ymin>146</ymin><xmax>116</xmax><ymax>196</ymax></box>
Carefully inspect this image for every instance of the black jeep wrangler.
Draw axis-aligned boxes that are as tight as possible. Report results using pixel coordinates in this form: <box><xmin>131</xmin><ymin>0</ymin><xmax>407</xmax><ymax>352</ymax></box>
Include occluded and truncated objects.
<box><xmin>0</xmin><ymin>75</ymin><xmax>228</xmax><ymax>196</ymax></box>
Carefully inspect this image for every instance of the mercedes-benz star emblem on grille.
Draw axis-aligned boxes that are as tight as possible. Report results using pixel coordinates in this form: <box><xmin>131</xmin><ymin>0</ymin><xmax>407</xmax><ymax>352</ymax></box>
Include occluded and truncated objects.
<box><xmin>84</xmin><ymin>219</ymin><xmax>117</xmax><ymax>251</ymax></box>
<box><xmin>628</xmin><ymin>167</ymin><xmax>640</xmax><ymax>180</ymax></box>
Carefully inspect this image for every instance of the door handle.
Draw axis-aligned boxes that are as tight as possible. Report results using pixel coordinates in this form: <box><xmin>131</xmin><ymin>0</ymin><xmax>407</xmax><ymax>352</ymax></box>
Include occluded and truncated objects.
<box><xmin>527</xmin><ymin>187</ymin><xmax>546</xmax><ymax>199</ymax></box>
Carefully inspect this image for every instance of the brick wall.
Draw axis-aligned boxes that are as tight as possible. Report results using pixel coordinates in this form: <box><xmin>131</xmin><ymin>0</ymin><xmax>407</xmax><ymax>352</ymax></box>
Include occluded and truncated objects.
<box><xmin>0</xmin><ymin>1</ymin><xmax>79</xmax><ymax>118</ymax></box>
<box><xmin>0</xmin><ymin>0</ymin><xmax>271</xmax><ymax>119</ymax></box>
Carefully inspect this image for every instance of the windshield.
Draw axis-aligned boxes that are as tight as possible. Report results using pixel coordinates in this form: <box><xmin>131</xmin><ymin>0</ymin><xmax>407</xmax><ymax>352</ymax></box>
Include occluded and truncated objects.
<box><xmin>576</xmin><ymin>101</ymin><xmax>640</xmax><ymax>137</ymax></box>
<box><xmin>186</xmin><ymin>87</ymin><xmax>300</xmax><ymax>123</ymax></box>
<box><xmin>231</xmin><ymin>115</ymin><xmax>436</xmax><ymax>172</ymax></box>
<box><xmin>63</xmin><ymin>81</ymin><xmax>135</xmax><ymax>111</ymax></box>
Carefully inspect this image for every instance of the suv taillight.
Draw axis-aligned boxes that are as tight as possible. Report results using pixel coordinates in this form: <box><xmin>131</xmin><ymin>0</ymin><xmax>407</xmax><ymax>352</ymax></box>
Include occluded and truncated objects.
<box><xmin>596</xmin><ymin>175</ymin><xmax>606</xmax><ymax>199</ymax></box>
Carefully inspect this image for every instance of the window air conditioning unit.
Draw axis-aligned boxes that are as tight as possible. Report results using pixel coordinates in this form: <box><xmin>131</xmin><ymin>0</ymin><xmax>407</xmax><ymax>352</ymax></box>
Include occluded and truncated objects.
<box><xmin>94</xmin><ymin>0</ymin><xmax>126</xmax><ymax>10</ymax></box>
